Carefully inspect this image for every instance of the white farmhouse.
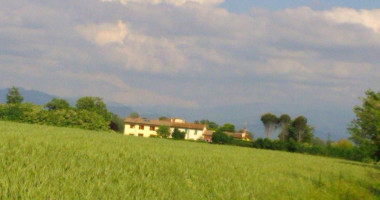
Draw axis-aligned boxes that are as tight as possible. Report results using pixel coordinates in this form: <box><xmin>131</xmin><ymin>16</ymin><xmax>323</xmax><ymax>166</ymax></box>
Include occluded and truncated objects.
<box><xmin>124</xmin><ymin>117</ymin><xmax>207</xmax><ymax>140</ymax></box>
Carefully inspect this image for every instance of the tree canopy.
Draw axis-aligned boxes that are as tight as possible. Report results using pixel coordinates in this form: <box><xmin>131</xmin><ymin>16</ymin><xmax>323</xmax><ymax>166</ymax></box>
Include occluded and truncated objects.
<box><xmin>45</xmin><ymin>98</ymin><xmax>70</xmax><ymax>111</ymax></box>
<box><xmin>278</xmin><ymin>114</ymin><xmax>291</xmax><ymax>141</ymax></box>
<box><xmin>348</xmin><ymin>89</ymin><xmax>380</xmax><ymax>160</ymax></box>
<box><xmin>212</xmin><ymin>129</ymin><xmax>233</xmax><ymax>144</ymax></box>
<box><xmin>279</xmin><ymin>114</ymin><xmax>291</xmax><ymax>126</ymax></box>
<box><xmin>219</xmin><ymin>123</ymin><xmax>235</xmax><ymax>132</ymax></box>
<box><xmin>159</xmin><ymin>116</ymin><xmax>169</xmax><ymax>120</ymax></box>
<box><xmin>293</xmin><ymin>116</ymin><xmax>308</xmax><ymax>142</ymax></box>
<box><xmin>260</xmin><ymin>113</ymin><xmax>278</xmax><ymax>138</ymax></box>
<box><xmin>76</xmin><ymin>97</ymin><xmax>110</xmax><ymax>120</ymax></box>
<box><xmin>157</xmin><ymin>125</ymin><xmax>170</xmax><ymax>138</ymax></box>
<box><xmin>6</xmin><ymin>86</ymin><xmax>24</xmax><ymax>104</ymax></box>
<box><xmin>129</xmin><ymin>112</ymin><xmax>140</xmax><ymax>118</ymax></box>
<box><xmin>172</xmin><ymin>128</ymin><xmax>185</xmax><ymax>140</ymax></box>
<box><xmin>197</xmin><ymin>119</ymin><xmax>219</xmax><ymax>130</ymax></box>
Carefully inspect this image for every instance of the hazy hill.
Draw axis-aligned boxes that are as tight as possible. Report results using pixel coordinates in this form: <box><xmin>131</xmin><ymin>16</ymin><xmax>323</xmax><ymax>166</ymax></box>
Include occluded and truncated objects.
<box><xmin>0</xmin><ymin>88</ymin><xmax>57</xmax><ymax>105</ymax></box>
<box><xmin>0</xmin><ymin>88</ymin><xmax>133</xmax><ymax>118</ymax></box>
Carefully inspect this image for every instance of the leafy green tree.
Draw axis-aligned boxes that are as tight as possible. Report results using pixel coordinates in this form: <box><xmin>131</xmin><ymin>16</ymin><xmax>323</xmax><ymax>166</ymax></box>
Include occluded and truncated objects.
<box><xmin>293</xmin><ymin>116</ymin><xmax>308</xmax><ymax>142</ymax></box>
<box><xmin>2</xmin><ymin>104</ymin><xmax>24</xmax><ymax>121</ymax></box>
<box><xmin>199</xmin><ymin>119</ymin><xmax>219</xmax><ymax>130</ymax></box>
<box><xmin>0</xmin><ymin>96</ymin><xmax>111</xmax><ymax>132</ymax></box>
<box><xmin>157</xmin><ymin>125</ymin><xmax>170</xmax><ymax>138</ymax></box>
<box><xmin>219</xmin><ymin>123</ymin><xmax>235</xmax><ymax>132</ymax></box>
<box><xmin>129</xmin><ymin>112</ymin><xmax>140</xmax><ymax>118</ymax></box>
<box><xmin>312</xmin><ymin>137</ymin><xmax>326</xmax><ymax>146</ymax></box>
<box><xmin>76</xmin><ymin>97</ymin><xmax>110</xmax><ymax>120</ymax></box>
<box><xmin>286</xmin><ymin>118</ymin><xmax>314</xmax><ymax>144</ymax></box>
<box><xmin>0</xmin><ymin>103</ymin><xmax>5</xmax><ymax>118</ymax></box>
<box><xmin>260</xmin><ymin>113</ymin><xmax>278</xmax><ymax>138</ymax></box>
<box><xmin>45</xmin><ymin>98</ymin><xmax>70</xmax><ymax>111</ymax></box>
<box><xmin>212</xmin><ymin>129</ymin><xmax>233</xmax><ymax>144</ymax></box>
<box><xmin>18</xmin><ymin>103</ymin><xmax>44</xmax><ymax>123</ymax></box>
<box><xmin>159</xmin><ymin>116</ymin><xmax>169</xmax><ymax>120</ymax></box>
<box><xmin>332</xmin><ymin>139</ymin><xmax>353</xmax><ymax>149</ymax></box>
<box><xmin>278</xmin><ymin>114</ymin><xmax>291</xmax><ymax>141</ymax></box>
<box><xmin>6</xmin><ymin>86</ymin><xmax>24</xmax><ymax>104</ymax></box>
<box><xmin>348</xmin><ymin>89</ymin><xmax>380</xmax><ymax>160</ymax></box>
<box><xmin>110</xmin><ymin>113</ymin><xmax>124</xmax><ymax>132</ymax></box>
<box><xmin>75</xmin><ymin>110</ymin><xmax>109</xmax><ymax>131</ymax></box>
<box><xmin>172</xmin><ymin>128</ymin><xmax>185</xmax><ymax>140</ymax></box>
<box><xmin>301</xmin><ymin>125</ymin><xmax>314</xmax><ymax>144</ymax></box>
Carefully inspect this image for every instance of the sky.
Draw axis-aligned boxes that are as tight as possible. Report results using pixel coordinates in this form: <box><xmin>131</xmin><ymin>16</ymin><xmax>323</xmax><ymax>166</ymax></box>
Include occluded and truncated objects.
<box><xmin>0</xmin><ymin>0</ymin><xmax>379</xmax><ymax>139</ymax></box>
<box><xmin>222</xmin><ymin>0</ymin><xmax>380</xmax><ymax>12</ymax></box>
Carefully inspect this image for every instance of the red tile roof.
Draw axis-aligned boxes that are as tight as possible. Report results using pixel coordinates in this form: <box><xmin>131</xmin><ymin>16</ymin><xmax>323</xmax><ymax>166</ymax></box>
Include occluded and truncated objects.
<box><xmin>124</xmin><ymin>117</ymin><xmax>205</xmax><ymax>130</ymax></box>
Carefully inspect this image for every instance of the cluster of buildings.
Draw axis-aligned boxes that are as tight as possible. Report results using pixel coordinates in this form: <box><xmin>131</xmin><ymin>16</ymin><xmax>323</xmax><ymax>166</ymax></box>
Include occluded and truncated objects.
<box><xmin>124</xmin><ymin>117</ymin><xmax>251</xmax><ymax>142</ymax></box>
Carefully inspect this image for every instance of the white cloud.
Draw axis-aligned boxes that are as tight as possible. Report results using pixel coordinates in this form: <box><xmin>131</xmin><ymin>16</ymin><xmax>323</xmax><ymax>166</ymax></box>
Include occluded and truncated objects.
<box><xmin>76</xmin><ymin>20</ymin><xmax>188</xmax><ymax>73</ymax></box>
<box><xmin>76</xmin><ymin>20</ymin><xmax>128</xmax><ymax>46</ymax></box>
<box><xmin>1</xmin><ymin>1</ymin><xmax>380</xmax><ymax>111</ymax></box>
<box><xmin>324</xmin><ymin>8</ymin><xmax>380</xmax><ymax>32</ymax></box>
<box><xmin>3</xmin><ymin>1</ymin><xmax>380</xmax><ymax>138</ymax></box>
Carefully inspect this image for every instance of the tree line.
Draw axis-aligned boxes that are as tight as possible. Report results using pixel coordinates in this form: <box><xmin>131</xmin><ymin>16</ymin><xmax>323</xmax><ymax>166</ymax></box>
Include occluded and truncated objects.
<box><xmin>0</xmin><ymin>86</ymin><xmax>124</xmax><ymax>132</ymax></box>
<box><xmin>208</xmin><ymin>89</ymin><xmax>379</xmax><ymax>162</ymax></box>
<box><xmin>260</xmin><ymin>113</ymin><xmax>314</xmax><ymax>143</ymax></box>
<box><xmin>182</xmin><ymin>90</ymin><xmax>379</xmax><ymax>163</ymax></box>
<box><xmin>2</xmin><ymin>87</ymin><xmax>378</xmax><ymax>162</ymax></box>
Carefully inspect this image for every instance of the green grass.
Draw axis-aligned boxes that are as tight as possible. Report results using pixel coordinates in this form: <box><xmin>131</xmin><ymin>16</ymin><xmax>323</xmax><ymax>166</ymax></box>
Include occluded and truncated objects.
<box><xmin>0</xmin><ymin>121</ymin><xmax>379</xmax><ymax>199</ymax></box>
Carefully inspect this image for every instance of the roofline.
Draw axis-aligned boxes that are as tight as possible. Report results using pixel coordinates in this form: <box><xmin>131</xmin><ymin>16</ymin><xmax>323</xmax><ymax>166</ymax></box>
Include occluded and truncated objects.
<box><xmin>124</xmin><ymin>118</ymin><xmax>205</xmax><ymax>130</ymax></box>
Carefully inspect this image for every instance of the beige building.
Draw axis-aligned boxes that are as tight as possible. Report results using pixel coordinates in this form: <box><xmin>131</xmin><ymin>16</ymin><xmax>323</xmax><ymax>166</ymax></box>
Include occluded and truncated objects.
<box><xmin>124</xmin><ymin>117</ymin><xmax>207</xmax><ymax>140</ymax></box>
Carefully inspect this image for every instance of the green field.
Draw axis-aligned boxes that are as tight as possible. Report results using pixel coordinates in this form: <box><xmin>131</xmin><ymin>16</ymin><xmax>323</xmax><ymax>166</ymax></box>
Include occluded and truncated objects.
<box><xmin>0</xmin><ymin>121</ymin><xmax>379</xmax><ymax>199</ymax></box>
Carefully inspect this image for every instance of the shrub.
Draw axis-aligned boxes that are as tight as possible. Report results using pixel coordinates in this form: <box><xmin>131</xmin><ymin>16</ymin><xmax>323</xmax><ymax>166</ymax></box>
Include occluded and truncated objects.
<box><xmin>2</xmin><ymin>104</ymin><xmax>24</xmax><ymax>121</ymax></box>
<box><xmin>271</xmin><ymin>140</ymin><xmax>287</xmax><ymax>151</ymax></box>
<box><xmin>172</xmin><ymin>128</ymin><xmax>185</xmax><ymax>140</ymax></box>
<box><xmin>157</xmin><ymin>125</ymin><xmax>170</xmax><ymax>138</ymax></box>
<box><xmin>212</xmin><ymin>129</ymin><xmax>233</xmax><ymax>144</ymax></box>
<box><xmin>287</xmin><ymin>139</ymin><xmax>301</xmax><ymax>152</ymax></box>
<box><xmin>231</xmin><ymin>139</ymin><xmax>253</xmax><ymax>148</ymax></box>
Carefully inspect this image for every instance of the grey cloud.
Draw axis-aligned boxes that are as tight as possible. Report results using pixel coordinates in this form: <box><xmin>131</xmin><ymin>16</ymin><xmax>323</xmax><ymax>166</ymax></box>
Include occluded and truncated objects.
<box><xmin>0</xmin><ymin>1</ymin><xmax>379</xmax><ymax>138</ymax></box>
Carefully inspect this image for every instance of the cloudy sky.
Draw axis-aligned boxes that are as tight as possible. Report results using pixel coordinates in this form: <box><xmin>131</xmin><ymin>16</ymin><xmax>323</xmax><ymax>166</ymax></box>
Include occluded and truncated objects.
<box><xmin>1</xmin><ymin>0</ymin><xmax>379</xmax><ymax>138</ymax></box>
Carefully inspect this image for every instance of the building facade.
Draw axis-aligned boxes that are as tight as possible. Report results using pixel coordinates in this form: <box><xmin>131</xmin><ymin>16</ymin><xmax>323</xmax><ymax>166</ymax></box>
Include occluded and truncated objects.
<box><xmin>124</xmin><ymin>117</ymin><xmax>207</xmax><ymax>140</ymax></box>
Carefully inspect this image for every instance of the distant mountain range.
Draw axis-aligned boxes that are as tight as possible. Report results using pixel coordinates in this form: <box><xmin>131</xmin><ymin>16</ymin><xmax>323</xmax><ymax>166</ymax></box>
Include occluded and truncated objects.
<box><xmin>0</xmin><ymin>88</ymin><xmax>58</xmax><ymax>105</ymax></box>
<box><xmin>0</xmin><ymin>88</ymin><xmax>133</xmax><ymax>118</ymax></box>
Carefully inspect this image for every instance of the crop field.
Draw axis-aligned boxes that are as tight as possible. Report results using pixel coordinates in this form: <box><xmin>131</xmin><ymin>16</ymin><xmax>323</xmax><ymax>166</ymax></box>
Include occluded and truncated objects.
<box><xmin>0</xmin><ymin>121</ymin><xmax>379</xmax><ymax>199</ymax></box>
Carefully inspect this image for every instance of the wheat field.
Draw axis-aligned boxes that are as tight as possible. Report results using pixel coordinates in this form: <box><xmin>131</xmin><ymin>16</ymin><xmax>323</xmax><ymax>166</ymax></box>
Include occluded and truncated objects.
<box><xmin>0</xmin><ymin>121</ymin><xmax>379</xmax><ymax>199</ymax></box>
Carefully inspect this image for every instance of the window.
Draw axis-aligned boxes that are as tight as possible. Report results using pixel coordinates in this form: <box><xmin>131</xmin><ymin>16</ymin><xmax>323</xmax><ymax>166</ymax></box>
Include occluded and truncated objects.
<box><xmin>129</xmin><ymin>133</ymin><xmax>134</xmax><ymax>135</ymax></box>
<box><xmin>150</xmin><ymin>126</ymin><xmax>155</xmax><ymax>131</ymax></box>
<box><xmin>138</xmin><ymin>133</ymin><xmax>144</xmax><ymax>137</ymax></box>
<box><xmin>194</xmin><ymin>130</ymin><xmax>198</xmax><ymax>135</ymax></box>
<box><xmin>130</xmin><ymin>124</ymin><xmax>135</xmax><ymax>128</ymax></box>
<box><xmin>139</xmin><ymin>125</ymin><xmax>144</xmax><ymax>130</ymax></box>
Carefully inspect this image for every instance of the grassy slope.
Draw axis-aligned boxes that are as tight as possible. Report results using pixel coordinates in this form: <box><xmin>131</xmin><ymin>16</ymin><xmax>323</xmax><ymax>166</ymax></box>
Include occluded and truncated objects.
<box><xmin>0</xmin><ymin>121</ymin><xmax>379</xmax><ymax>200</ymax></box>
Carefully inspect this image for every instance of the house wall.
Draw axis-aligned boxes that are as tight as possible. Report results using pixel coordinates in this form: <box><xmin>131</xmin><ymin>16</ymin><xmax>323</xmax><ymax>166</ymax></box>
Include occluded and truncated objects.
<box><xmin>124</xmin><ymin>123</ymin><xmax>158</xmax><ymax>137</ymax></box>
<box><xmin>124</xmin><ymin>123</ymin><xmax>205</xmax><ymax>140</ymax></box>
<box><xmin>173</xmin><ymin>128</ymin><xmax>204</xmax><ymax>140</ymax></box>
